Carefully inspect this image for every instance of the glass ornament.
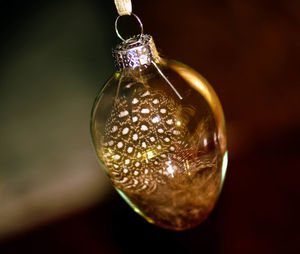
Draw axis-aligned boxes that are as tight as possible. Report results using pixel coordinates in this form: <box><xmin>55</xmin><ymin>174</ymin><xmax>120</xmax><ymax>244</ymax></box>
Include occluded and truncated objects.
<box><xmin>90</xmin><ymin>14</ymin><xmax>228</xmax><ymax>230</ymax></box>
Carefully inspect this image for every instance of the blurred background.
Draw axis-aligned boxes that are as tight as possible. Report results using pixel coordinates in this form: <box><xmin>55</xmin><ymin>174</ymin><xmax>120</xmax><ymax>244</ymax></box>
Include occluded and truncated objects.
<box><xmin>0</xmin><ymin>0</ymin><xmax>299</xmax><ymax>253</ymax></box>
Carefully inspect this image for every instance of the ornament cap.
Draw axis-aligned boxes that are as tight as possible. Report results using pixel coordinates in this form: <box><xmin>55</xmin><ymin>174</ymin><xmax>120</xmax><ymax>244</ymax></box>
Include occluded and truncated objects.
<box><xmin>113</xmin><ymin>34</ymin><xmax>160</xmax><ymax>70</ymax></box>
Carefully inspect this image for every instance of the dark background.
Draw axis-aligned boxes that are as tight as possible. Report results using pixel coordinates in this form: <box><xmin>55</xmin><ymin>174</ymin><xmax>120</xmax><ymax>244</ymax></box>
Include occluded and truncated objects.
<box><xmin>0</xmin><ymin>0</ymin><xmax>299</xmax><ymax>253</ymax></box>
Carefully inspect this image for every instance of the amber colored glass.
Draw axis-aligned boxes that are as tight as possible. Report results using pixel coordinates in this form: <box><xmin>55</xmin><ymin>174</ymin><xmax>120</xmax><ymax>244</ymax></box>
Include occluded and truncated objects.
<box><xmin>90</xmin><ymin>58</ymin><xmax>227</xmax><ymax>230</ymax></box>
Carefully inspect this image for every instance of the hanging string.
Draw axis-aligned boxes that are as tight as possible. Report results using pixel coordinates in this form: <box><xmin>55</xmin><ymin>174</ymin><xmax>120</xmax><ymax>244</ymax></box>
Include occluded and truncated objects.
<box><xmin>114</xmin><ymin>0</ymin><xmax>132</xmax><ymax>16</ymax></box>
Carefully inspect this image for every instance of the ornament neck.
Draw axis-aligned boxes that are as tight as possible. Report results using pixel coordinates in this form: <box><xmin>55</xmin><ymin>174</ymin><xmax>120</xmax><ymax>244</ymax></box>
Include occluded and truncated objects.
<box><xmin>113</xmin><ymin>34</ymin><xmax>160</xmax><ymax>71</ymax></box>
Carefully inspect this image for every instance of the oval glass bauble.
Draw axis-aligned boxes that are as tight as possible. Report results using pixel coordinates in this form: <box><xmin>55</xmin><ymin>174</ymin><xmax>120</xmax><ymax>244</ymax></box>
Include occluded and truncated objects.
<box><xmin>91</xmin><ymin>54</ymin><xmax>227</xmax><ymax>230</ymax></box>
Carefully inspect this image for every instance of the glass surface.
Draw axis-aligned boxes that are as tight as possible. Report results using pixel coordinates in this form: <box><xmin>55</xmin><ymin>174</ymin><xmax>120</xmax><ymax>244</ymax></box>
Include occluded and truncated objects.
<box><xmin>91</xmin><ymin>58</ymin><xmax>227</xmax><ymax>230</ymax></box>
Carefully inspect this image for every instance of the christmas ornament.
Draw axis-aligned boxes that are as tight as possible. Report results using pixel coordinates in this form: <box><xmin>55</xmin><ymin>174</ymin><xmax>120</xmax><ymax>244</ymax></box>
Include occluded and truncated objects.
<box><xmin>90</xmin><ymin>0</ymin><xmax>228</xmax><ymax>230</ymax></box>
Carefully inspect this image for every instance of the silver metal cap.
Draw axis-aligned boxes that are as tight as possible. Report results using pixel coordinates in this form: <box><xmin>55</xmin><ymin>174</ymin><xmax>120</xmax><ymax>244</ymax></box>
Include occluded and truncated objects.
<box><xmin>113</xmin><ymin>34</ymin><xmax>160</xmax><ymax>70</ymax></box>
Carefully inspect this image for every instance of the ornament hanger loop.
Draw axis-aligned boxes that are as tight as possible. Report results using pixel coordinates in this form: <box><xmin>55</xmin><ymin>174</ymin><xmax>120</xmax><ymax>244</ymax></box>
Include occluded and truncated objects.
<box><xmin>115</xmin><ymin>13</ymin><xmax>144</xmax><ymax>42</ymax></box>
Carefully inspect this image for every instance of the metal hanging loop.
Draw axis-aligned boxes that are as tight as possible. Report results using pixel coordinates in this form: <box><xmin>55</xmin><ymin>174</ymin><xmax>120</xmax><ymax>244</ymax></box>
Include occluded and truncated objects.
<box><xmin>115</xmin><ymin>13</ymin><xmax>144</xmax><ymax>42</ymax></box>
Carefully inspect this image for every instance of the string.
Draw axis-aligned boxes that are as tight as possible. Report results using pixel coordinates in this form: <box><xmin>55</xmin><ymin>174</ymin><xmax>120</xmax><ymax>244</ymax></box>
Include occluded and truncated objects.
<box><xmin>114</xmin><ymin>0</ymin><xmax>132</xmax><ymax>16</ymax></box>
